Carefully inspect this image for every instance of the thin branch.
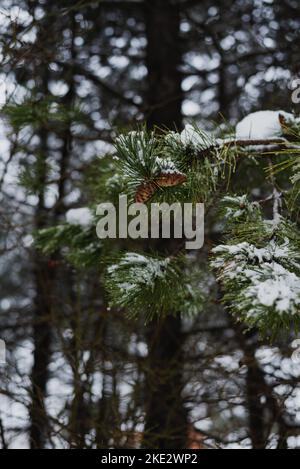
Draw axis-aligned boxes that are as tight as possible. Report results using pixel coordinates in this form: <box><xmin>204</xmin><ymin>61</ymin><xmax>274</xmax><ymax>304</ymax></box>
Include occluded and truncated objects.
<box><xmin>0</xmin><ymin>419</ymin><xmax>8</xmax><ymax>450</ymax></box>
<box><xmin>57</xmin><ymin>61</ymin><xmax>141</xmax><ymax>110</ymax></box>
<box><xmin>197</xmin><ymin>138</ymin><xmax>300</xmax><ymax>159</ymax></box>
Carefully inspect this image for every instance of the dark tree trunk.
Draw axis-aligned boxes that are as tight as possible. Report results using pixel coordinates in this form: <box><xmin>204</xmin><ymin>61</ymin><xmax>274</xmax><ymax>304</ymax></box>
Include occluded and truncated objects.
<box><xmin>28</xmin><ymin>1</ymin><xmax>56</xmax><ymax>447</ymax></box>
<box><xmin>143</xmin><ymin>0</ymin><xmax>188</xmax><ymax>449</ymax></box>
<box><xmin>29</xmin><ymin>9</ymin><xmax>75</xmax><ymax>447</ymax></box>
<box><xmin>232</xmin><ymin>324</ymin><xmax>286</xmax><ymax>449</ymax></box>
<box><xmin>244</xmin><ymin>342</ymin><xmax>287</xmax><ymax>449</ymax></box>
<box><xmin>144</xmin><ymin>0</ymin><xmax>182</xmax><ymax>130</ymax></box>
<box><xmin>29</xmin><ymin>124</ymin><xmax>53</xmax><ymax>448</ymax></box>
<box><xmin>29</xmin><ymin>256</ymin><xmax>54</xmax><ymax>448</ymax></box>
<box><xmin>245</xmin><ymin>346</ymin><xmax>267</xmax><ymax>449</ymax></box>
<box><xmin>143</xmin><ymin>315</ymin><xmax>187</xmax><ymax>449</ymax></box>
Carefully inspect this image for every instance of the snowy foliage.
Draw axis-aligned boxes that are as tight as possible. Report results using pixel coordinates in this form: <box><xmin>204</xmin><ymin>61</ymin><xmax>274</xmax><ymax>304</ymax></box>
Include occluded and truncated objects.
<box><xmin>244</xmin><ymin>264</ymin><xmax>300</xmax><ymax>315</ymax></box>
<box><xmin>35</xmin><ymin>221</ymin><xmax>102</xmax><ymax>268</ymax></box>
<box><xmin>36</xmin><ymin>112</ymin><xmax>300</xmax><ymax>336</ymax></box>
<box><xmin>106</xmin><ymin>252</ymin><xmax>179</xmax><ymax>320</ymax></box>
<box><xmin>105</xmin><ymin>172</ymin><xmax>124</xmax><ymax>192</ymax></box>
<box><xmin>290</xmin><ymin>157</ymin><xmax>300</xmax><ymax>208</ymax></box>
<box><xmin>114</xmin><ymin>129</ymin><xmax>185</xmax><ymax>193</ymax></box>
<box><xmin>154</xmin><ymin>156</ymin><xmax>184</xmax><ymax>175</ymax></box>
<box><xmin>212</xmin><ymin>238</ymin><xmax>300</xmax><ymax>273</ymax></box>
<box><xmin>291</xmin><ymin>158</ymin><xmax>300</xmax><ymax>186</ymax></box>
<box><xmin>221</xmin><ymin>195</ymin><xmax>260</xmax><ymax>221</ymax></box>
<box><xmin>107</xmin><ymin>252</ymin><xmax>172</xmax><ymax>288</ymax></box>
<box><xmin>212</xmin><ymin>237</ymin><xmax>300</xmax><ymax>334</ymax></box>
<box><xmin>180</xmin><ymin>125</ymin><xmax>214</xmax><ymax>150</ymax></box>
<box><xmin>106</xmin><ymin>252</ymin><xmax>206</xmax><ymax>320</ymax></box>
<box><xmin>66</xmin><ymin>207</ymin><xmax>94</xmax><ymax>227</ymax></box>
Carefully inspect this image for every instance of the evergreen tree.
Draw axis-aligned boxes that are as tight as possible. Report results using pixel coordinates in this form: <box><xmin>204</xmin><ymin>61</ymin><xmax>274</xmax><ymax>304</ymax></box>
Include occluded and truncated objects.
<box><xmin>35</xmin><ymin>111</ymin><xmax>300</xmax><ymax>447</ymax></box>
<box><xmin>1</xmin><ymin>0</ymin><xmax>300</xmax><ymax>450</ymax></box>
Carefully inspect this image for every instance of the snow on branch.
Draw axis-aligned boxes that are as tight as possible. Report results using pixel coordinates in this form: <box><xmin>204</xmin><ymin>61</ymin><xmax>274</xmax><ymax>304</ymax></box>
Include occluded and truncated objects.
<box><xmin>105</xmin><ymin>252</ymin><xmax>206</xmax><ymax>321</ymax></box>
<box><xmin>66</xmin><ymin>207</ymin><xmax>94</xmax><ymax>227</ymax></box>
<box><xmin>211</xmin><ymin>225</ymin><xmax>300</xmax><ymax>335</ymax></box>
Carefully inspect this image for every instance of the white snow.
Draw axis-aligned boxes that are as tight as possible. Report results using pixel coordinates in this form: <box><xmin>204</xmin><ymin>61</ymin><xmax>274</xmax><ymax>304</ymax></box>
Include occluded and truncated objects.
<box><xmin>291</xmin><ymin>158</ymin><xmax>300</xmax><ymax>185</ymax></box>
<box><xmin>66</xmin><ymin>207</ymin><xmax>93</xmax><ymax>227</ymax></box>
<box><xmin>245</xmin><ymin>264</ymin><xmax>300</xmax><ymax>315</ymax></box>
<box><xmin>212</xmin><ymin>239</ymin><xmax>300</xmax><ymax>270</ymax></box>
<box><xmin>154</xmin><ymin>157</ymin><xmax>183</xmax><ymax>175</ymax></box>
<box><xmin>166</xmin><ymin>126</ymin><xmax>214</xmax><ymax>150</ymax></box>
<box><xmin>212</xmin><ymin>239</ymin><xmax>300</xmax><ymax>316</ymax></box>
<box><xmin>236</xmin><ymin>110</ymin><xmax>295</xmax><ymax>139</ymax></box>
<box><xmin>105</xmin><ymin>173</ymin><xmax>123</xmax><ymax>191</ymax></box>
<box><xmin>116</xmin><ymin>130</ymin><xmax>154</xmax><ymax>153</ymax></box>
<box><xmin>108</xmin><ymin>252</ymin><xmax>172</xmax><ymax>293</ymax></box>
<box><xmin>180</xmin><ymin>125</ymin><xmax>213</xmax><ymax>149</ymax></box>
<box><xmin>116</xmin><ymin>131</ymin><xmax>184</xmax><ymax>176</ymax></box>
<box><xmin>222</xmin><ymin>195</ymin><xmax>259</xmax><ymax>219</ymax></box>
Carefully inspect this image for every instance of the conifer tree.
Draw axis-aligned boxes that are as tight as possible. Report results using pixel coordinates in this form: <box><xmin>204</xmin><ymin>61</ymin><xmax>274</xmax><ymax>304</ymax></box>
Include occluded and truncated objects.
<box><xmin>33</xmin><ymin>110</ymin><xmax>300</xmax><ymax>447</ymax></box>
<box><xmin>2</xmin><ymin>0</ymin><xmax>300</xmax><ymax>451</ymax></box>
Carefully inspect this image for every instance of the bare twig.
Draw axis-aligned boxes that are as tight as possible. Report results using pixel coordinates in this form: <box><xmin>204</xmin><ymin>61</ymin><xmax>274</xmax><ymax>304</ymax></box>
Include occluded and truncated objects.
<box><xmin>0</xmin><ymin>418</ymin><xmax>8</xmax><ymax>450</ymax></box>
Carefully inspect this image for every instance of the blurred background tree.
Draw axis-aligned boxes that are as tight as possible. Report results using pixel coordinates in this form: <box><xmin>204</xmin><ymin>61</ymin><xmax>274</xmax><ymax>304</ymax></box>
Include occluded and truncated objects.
<box><xmin>0</xmin><ymin>0</ymin><xmax>300</xmax><ymax>449</ymax></box>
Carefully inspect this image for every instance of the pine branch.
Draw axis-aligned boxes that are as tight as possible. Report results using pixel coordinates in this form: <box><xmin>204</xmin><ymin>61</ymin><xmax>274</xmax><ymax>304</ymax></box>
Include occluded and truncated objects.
<box><xmin>105</xmin><ymin>252</ymin><xmax>207</xmax><ymax>321</ymax></box>
<box><xmin>196</xmin><ymin>138</ymin><xmax>300</xmax><ymax>159</ymax></box>
<box><xmin>211</xmin><ymin>209</ymin><xmax>300</xmax><ymax>337</ymax></box>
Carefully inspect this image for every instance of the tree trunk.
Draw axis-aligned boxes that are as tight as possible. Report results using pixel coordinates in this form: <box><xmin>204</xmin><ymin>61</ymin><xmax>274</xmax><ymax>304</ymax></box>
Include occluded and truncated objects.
<box><xmin>30</xmin><ymin>9</ymin><xmax>75</xmax><ymax>446</ymax></box>
<box><xmin>29</xmin><ymin>256</ymin><xmax>54</xmax><ymax>448</ymax></box>
<box><xmin>29</xmin><ymin>123</ymin><xmax>53</xmax><ymax>448</ymax></box>
<box><xmin>143</xmin><ymin>0</ymin><xmax>188</xmax><ymax>449</ymax></box>
<box><xmin>245</xmin><ymin>346</ymin><xmax>267</xmax><ymax>449</ymax></box>
<box><xmin>144</xmin><ymin>0</ymin><xmax>182</xmax><ymax>130</ymax></box>
<box><xmin>233</xmin><ymin>324</ymin><xmax>275</xmax><ymax>449</ymax></box>
<box><xmin>143</xmin><ymin>315</ymin><xmax>187</xmax><ymax>449</ymax></box>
